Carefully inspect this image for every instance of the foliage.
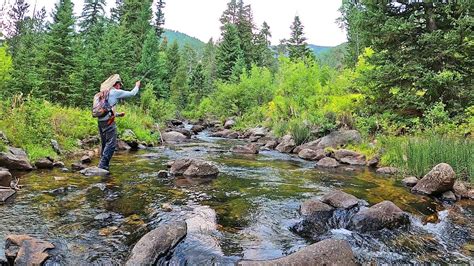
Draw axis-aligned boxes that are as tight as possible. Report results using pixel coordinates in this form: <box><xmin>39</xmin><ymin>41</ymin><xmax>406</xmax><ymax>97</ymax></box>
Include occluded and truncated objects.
<box><xmin>0</xmin><ymin>43</ymin><xmax>12</xmax><ymax>93</ymax></box>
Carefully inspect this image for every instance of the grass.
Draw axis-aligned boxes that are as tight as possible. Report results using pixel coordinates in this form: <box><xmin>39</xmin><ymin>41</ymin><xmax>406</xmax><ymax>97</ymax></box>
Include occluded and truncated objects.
<box><xmin>0</xmin><ymin>96</ymin><xmax>158</xmax><ymax>161</ymax></box>
<box><xmin>381</xmin><ymin>135</ymin><xmax>473</xmax><ymax>181</ymax></box>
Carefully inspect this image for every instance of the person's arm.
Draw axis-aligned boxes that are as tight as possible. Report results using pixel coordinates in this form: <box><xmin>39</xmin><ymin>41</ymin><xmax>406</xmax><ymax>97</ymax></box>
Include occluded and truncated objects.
<box><xmin>113</xmin><ymin>85</ymin><xmax>139</xmax><ymax>99</ymax></box>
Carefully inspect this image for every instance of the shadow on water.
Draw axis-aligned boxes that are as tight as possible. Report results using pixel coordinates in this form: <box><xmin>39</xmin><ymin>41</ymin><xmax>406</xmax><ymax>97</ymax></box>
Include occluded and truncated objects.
<box><xmin>0</xmin><ymin>134</ymin><xmax>473</xmax><ymax>264</ymax></box>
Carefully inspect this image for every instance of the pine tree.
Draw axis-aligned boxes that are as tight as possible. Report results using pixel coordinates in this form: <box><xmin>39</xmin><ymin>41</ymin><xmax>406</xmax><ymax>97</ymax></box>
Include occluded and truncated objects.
<box><xmin>6</xmin><ymin>0</ymin><xmax>30</xmax><ymax>56</ymax></box>
<box><xmin>254</xmin><ymin>21</ymin><xmax>275</xmax><ymax>69</ymax></box>
<box><xmin>170</xmin><ymin>63</ymin><xmax>188</xmax><ymax>109</ymax></box>
<box><xmin>216</xmin><ymin>23</ymin><xmax>243</xmax><ymax>81</ymax></box>
<box><xmin>202</xmin><ymin>38</ymin><xmax>217</xmax><ymax>95</ymax></box>
<box><xmin>79</xmin><ymin>0</ymin><xmax>106</xmax><ymax>34</ymax></box>
<box><xmin>154</xmin><ymin>0</ymin><xmax>165</xmax><ymax>39</ymax></box>
<box><xmin>41</xmin><ymin>0</ymin><xmax>76</xmax><ymax>105</ymax></box>
<box><xmin>287</xmin><ymin>16</ymin><xmax>313</xmax><ymax>61</ymax></box>
<box><xmin>189</xmin><ymin>62</ymin><xmax>205</xmax><ymax>104</ymax></box>
<box><xmin>110</xmin><ymin>0</ymin><xmax>124</xmax><ymax>23</ymax></box>
<box><xmin>235</xmin><ymin>0</ymin><xmax>255</xmax><ymax>68</ymax></box>
<box><xmin>220</xmin><ymin>0</ymin><xmax>239</xmax><ymax>26</ymax></box>
<box><xmin>181</xmin><ymin>43</ymin><xmax>197</xmax><ymax>78</ymax></box>
<box><xmin>138</xmin><ymin>28</ymin><xmax>167</xmax><ymax>98</ymax></box>
<box><xmin>164</xmin><ymin>40</ymin><xmax>180</xmax><ymax>98</ymax></box>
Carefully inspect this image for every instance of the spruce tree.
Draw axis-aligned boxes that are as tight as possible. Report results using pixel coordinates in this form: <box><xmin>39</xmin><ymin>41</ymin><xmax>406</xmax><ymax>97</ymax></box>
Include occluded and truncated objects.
<box><xmin>164</xmin><ymin>40</ymin><xmax>180</xmax><ymax>98</ymax></box>
<box><xmin>138</xmin><ymin>28</ymin><xmax>167</xmax><ymax>98</ymax></box>
<box><xmin>6</xmin><ymin>0</ymin><xmax>30</xmax><ymax>56</ymax></box>
<box><xmin>287</xmin><ymin>15</ymin><xmax>313</xmax><ymax>61</ymax></box>
<box><xmin>154</xmin><ymin>0</ymin><xmax>165</xmax><ymax>39</ymax></box>
<box><xmin>41</xmin><ymin>0</ymin><xmax>76</xmax><ymax>105</ymax></box>
<box><xmin>189</xmin><ymin>62</ymin><xmax>205</xmax><ymax>104</ymax></box>
<box><xmin>202</xmin><ymin>38</ymin><xmax>217</xmax><ymax>95</ymax></box>
<box><xmin>254</xmin><ymin>21</ymin><xmax>275</xmax><ymax>69</ymax></box>
<box><xmin>79</xmin><ymin>0</ymin><xmax>106</xmax><ymax>34</ymax></box>
<box><xmin>216</xmin><ymin>23</ymin><xmax>243</xmax><ymax>81</ymax></box>
<box><xmin>235</xmin><ymin>0</ymin><xmax>255</xmax><ymax>68</ymax></box>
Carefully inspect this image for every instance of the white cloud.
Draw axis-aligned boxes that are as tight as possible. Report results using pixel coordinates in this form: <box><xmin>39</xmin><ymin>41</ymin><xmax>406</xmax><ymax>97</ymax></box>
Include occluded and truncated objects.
<box><xmin>19</xmin><ymin>0</ymin><xmax>347</xmax><ymax>46</ymax></box>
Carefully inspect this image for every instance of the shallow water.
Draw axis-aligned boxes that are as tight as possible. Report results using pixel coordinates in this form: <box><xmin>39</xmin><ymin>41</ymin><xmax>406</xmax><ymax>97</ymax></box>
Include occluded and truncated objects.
<box><xmin>1</xmin><ymin>132</ymin><xmax>473</xmax><ymax>264</ymax></box>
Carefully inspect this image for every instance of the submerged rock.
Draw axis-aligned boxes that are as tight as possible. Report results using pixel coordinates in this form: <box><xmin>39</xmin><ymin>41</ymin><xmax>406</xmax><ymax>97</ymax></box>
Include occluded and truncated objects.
<box><xmin>125</xmin><ymin>221</ymin><xmax>187</xmax><ymax>265</ymax></box>
<box><xmin>275</xmin><ymin>135</ymin><xmax>296</xmax><ymax>153</ymax></box>
<box><xmin>293</xmin><ymin>199</ymin><xmax>335</xmax><ymax>237</ymax></box>
<box><xmin>170</xmin><ymin>158</ymin><xmax>219</xmax><ymax>178</ymax></box>
<box><xmin>350</xmin><ymin>200</ymin><xmax>410</xmax><ymax>232</ymax></box>
<box><xmin>0</xmin><ymin>170</ymin><xmax>12</xmax><ymax>187</ymax></box>
<box><xmin>238</xmin><ymin>239</ymin><xmax>356</xmax><ymax>266</ymax></box>
<box><xmin>5</xmin><ymin>235</ymin><xmax>54</xmax><ymax>265</ymax></box>
<box><xmin>316</xmin><ymin>157</ymin><xmax>340</xmax><ymax>168</ymax></box>
<box><xmin>231</xmin><ymin>143</ymin><xmax>259</xmax><ymax>154</ymax></box>
<box><xmin>80</xmin><ymin>167</ymin><xmax>109</xmax><ymax>177</ymax></box>
<box><xmin>321</xmin><ymin>190</ymin><xmax>359</xmax><ymax>209</ymax></box>
<box><xmin>298</xmin><ymin>149</ymin><xmax>326</xmax><ymax>161</ymax></box>
<box><xmin>412</xmin><ymin>163</ymin><xmax>455</xmax><ymax>195</ymax></box>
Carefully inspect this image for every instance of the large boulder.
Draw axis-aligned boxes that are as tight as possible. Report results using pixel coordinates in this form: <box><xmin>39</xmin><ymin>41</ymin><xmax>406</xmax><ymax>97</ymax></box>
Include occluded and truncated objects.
<box><xmin>35</xmin><ymin>158</ymin><xmax>54</xmax><ymax>169</ymax></box>
<box><xmin>125</xmin><ymin>221</ymin><xmax>187</xmax><ymax>266</ymax></box>
<box><xmin>293</xmin><ymin>199</ymin><xmax>335</xmax><ymax>237</ymax></box>
<box><xmin>0</xmin><ymin>148</ymin><xmax>33</xmax><ymax>171</ymax></box>
<box><xmin>350</xmin><ymin>201</ymin><xmax>410</xmax><ymax>232</ymax></box>
<box><xmin>453</xmin><ymin>181</ymin><xmax>471</xmax><ymax>199</ymax></box>
<box><xmin>316</xmin><ymin>157</ymin><xmax>340</xmax><ymax>168</ymax></box>
<box><xmin>0</xmin><ymin>170</ymin><xmax>12</xmax><ymax>187</ymax></box>
<box><xmin>170</xmin><ymin>158</ymin><xmax>219</xmax><ymax>178</ymax></box>
<box><xmin>275</xmin><ymin>135</ymin><xmax>296</xmax><ymax>153</ymax></box>
<box><xmin>333</xmin><ymin>149</ymin><xmax>366</xmax><ymax>166</ymax></box>
<box><xmin>243</xmin><ymin>127</ymin><xmax>267</xmax><ymax>139</ymax></box>
<box><xmin>238</xmin><ymin>239</ymin><xmax>356</xmax><ymax>266</ymax></box>
<box><xmin>0</xmin><ymin>189</ymin><xmax>16</xmax><ymax>202</ymax></box>
<box><xmin>298</xmin><ymin>149</ymin><xmax>326</xmax><ymax>161</ymax></box>
<box><xmin>162</xmin><ymin>131</ymin><xmax>188</xmax><ymax>143</ymax></box>
<box><xmin>412</xmin><ymin>163</ymin><xmax>456</xmax><ymax>195</ymax></box>
<box><xmin>5</xmin><ymin>235</ymin><xmax>54</xmax><ymax>265</ymax></box>
<box><xmin>80</xmin><ymin>167</ymin><xmax>109</xmax><ymax>177</ymax></box>
<box><xmin>169</xmin><ymin>128</ymin><xmax>192</xmax><ymax>139</ymax></box>
<box><xmin>315</xmin><ymin>130</ymin><xmax>361</xmax><ymax>149</ymax></box>
<box><xmin>263</xmin><ymin>140</ymin><xmax>278</xmax><ymax>150</ymax></box>
<box><xmin>231</xmin><ymin>144</ymin><xmax>259</xmax><ymax>154</ymax></box>
<box><xmin>321</xmin><ymin>190</ymin><xmax>359</xmax><ymax>209</ymax></box>
<box><xmin>191</xmin><ymin>125</ymin><xmax>205</xmax><ymax>134</ymax></box>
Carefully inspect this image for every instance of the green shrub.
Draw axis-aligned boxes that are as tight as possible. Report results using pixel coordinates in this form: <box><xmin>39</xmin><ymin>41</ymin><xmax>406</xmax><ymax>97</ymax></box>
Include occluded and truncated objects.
<box><xmin>288</xmin><ymin>119</ymin><xmax>312</xmax><ymax>145</ymax></box>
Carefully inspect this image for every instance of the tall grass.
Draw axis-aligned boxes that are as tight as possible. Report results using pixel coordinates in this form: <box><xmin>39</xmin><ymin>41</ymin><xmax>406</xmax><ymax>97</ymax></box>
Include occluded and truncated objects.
<box><xmin>381</xmin><ymin>136</ymin><xmax>473</xmax><ymax>181</ymax></box>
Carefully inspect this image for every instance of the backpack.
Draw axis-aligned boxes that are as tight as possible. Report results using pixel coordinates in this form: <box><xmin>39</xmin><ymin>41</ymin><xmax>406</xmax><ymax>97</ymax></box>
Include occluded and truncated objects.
<box><xmin>92</xmin><ymin>89</ymin><xmax>112</xmax><ymax>118</ymax></box>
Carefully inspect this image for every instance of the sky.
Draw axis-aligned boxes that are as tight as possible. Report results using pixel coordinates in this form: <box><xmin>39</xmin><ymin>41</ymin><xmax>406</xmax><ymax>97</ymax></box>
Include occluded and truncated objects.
<box><xmin>12</xmin><ymin>0</ymin><xmax>347</xmax><ymax>46</ymax></box>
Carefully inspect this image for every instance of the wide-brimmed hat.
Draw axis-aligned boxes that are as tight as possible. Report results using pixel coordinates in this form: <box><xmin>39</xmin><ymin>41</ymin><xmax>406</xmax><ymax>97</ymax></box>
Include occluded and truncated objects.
<box><xmin>100</xmin><ymin>74</ymin><xmax>122</xmax><ymax>91</ymax></box>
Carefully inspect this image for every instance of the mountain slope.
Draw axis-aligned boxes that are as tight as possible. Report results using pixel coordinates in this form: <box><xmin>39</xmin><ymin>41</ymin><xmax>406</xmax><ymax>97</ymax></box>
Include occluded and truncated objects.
<box><xmin>309</xmin><ymin>44</ymin><xmax>333</xmax><ymax>55</ymax></box>
<box><xmin>163</xmin><ymin>29</ymin><xmax>205</xmax><ymax>52</ymax></box>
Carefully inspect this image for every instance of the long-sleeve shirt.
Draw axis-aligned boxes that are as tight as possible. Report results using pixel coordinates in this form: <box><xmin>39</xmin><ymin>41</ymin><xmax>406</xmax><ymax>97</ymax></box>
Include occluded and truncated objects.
<box><xmin>98</xmin><ymin>86</ymin><xmax>139</xmax><ymax>121</ymax></box>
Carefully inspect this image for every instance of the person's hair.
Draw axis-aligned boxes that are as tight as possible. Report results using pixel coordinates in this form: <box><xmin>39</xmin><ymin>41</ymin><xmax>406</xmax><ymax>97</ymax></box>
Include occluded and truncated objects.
<box><xmin>113</xmin><ymin>81</ymin><xmax>122</xmax><ymax>87</ymax></box>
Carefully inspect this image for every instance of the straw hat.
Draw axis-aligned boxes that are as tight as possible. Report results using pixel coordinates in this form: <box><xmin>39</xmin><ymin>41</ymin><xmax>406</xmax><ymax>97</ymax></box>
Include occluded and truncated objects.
<box><xmin>100</xmin><ymin>74</ymin><xmax>122</xmax><ymax>92</ymax></box>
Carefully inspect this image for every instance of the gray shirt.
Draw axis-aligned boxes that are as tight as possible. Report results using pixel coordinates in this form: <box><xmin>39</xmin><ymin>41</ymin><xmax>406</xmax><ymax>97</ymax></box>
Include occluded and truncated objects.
<box><xmin>98</xmin><ymin>86</ymin><xmax>139</xmax><ymax>121</ymax></box>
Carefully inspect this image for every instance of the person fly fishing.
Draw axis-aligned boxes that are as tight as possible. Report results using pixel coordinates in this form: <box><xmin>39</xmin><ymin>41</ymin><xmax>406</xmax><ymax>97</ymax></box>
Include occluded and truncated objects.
<box><xmin>92</xmin><ymin>74</ymin><xmax>140</xmax><ymax>171</ymax></box>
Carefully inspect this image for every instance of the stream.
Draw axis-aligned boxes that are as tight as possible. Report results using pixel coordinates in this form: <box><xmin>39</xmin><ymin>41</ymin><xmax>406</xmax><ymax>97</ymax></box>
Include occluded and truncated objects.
<box><xmin>1</xmin><ymin>131</ymin><xmax>473</xmax><ymax>264</ymax></box>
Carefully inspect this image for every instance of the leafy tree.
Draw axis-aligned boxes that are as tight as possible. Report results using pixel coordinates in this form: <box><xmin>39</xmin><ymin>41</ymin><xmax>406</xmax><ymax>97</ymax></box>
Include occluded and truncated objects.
<box><xmin>216</xmin><ymin>23</ymin><xmax>243</xmax><ymax>81</ymax></box>
<box><xmin>287</xmin><ymin>15</ymin><xmax>313</xmax><ymax>61</ymax></box>
<box><xmin>41</xmin><ymin>0</ymin><xmax>76</xmax><ymax>105</ymax></box>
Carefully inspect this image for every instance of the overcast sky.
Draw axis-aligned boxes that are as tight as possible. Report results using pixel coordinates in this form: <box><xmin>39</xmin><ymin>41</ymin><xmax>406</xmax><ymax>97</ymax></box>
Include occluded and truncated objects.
<box><xmin>13</xmin><ymin>0</ymin><xmax>347</xmax><ymax>46</ymax></box>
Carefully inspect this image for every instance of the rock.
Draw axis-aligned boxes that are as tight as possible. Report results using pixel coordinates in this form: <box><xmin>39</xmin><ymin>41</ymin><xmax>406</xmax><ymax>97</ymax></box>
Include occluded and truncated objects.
<box><xmin>316</xmin><ymin>157</ymin><xmax>340</xmax><ymax>168</ymax></box>
<box><xmin>183</xmin><ymin>160</ymin><xmax>219</xmax><ymax>178</ymax></box>
<box><xmin>169</xmin><ymin>128</ymin><xmax>192</xmax><ymax>139</ymax></box>
<box><xmin>191</xmin><ymin>125</ymin><xmax>205</xmax><ymax>134</ymax></box>
<box><xmin>334</xmin><ymin>149</ymin><xmax>366</xmax><ymax>166</ymax></box>
<box><xmin>157</xmin><ymin>170</ymin><xmax>168</xmax><ymax>178</ymax></box>
<box><xmin>0</xmin><ymin>151</ymin><xmax>33</xmax><ymax>171</ymax></box>
<box><xmin>441</xmin><ymin>191</ymin><xmax>456</xmax><ymax>201</ymax></box>
<box><xmin>315</xmin><ymin>130</ymin><xmax>362</xmax><ymax>149</ymax></box>
<box><xmin>298</xmin><ymin>149</ymin><xmax>326</xmax><ymax>161</ymax></box>
<box><xmin>402</xmin><ymin>176</ymin><xmax>419</xmax><ymax>187</ymax></box>
<box><xmin>125</xmin><ymin>221</ymin><xmax>187</xmax><ymax>266</ymax></box>
<box><xmin>412</xmin><ymin>163</ymin><xmax>456</xmax><ymax>195</ymax></box>
<box><xmin>210</xmin><ymin>129</ymin><xmax>239</xmax><ymax>139</ymax></box>
<box><xmin>321</xmin><ymin>190</ymin><xmax>359</xmax><ymax>209</ymax></box>
<box><xmin>376</xmin><ymin>167</ymin><xmax>399</xmax><ymax>175</ymax></box>
<box><xmin>0</xmin><ymin>189</ymin><xmax>16</xmax><ymax>202</ymax></box>
<box><xmin>5</xmin><ymin>235</ymin><xmax>54</xmax><ymax>265</ymax></box>
<box><xmin>243</xmin><ymin>127</ymin><xmax>267</xmax><ymax>138</ymax></box>
<box><xmin>238</xmin><ymin>239</ymin><xmax>356</xmax><ymax>266</ymax></box>
<box><xmin>71</xmin><ymin>163</ymin><xmax>87</xmax><ymax>171</ymax></box>
<box><xmin>81</xmin><ymin>136</ymin><xmax>100</xmax><ymax>148</ymax></box>
<box><xmin>50</xmin><ymin>139</ymin><xmax>61</xmax><ymax>155</ymax></box>
<box><xmin>300</xmin><ymin>199</ymin><xmax>334</xmax><ymax>216</ymax></box>
<box><xmin>122</xmin><ymin>129</ymin><xmax>137</xmax><ymax>141</ymax></box>
<box><xmin>53</xmin><ymin>161</ymin><xmax>65</xmax><ymax>168</ymax></box>
<box><xmin>224</xmin><ymin>119</ymin><xmax>236</xmax><ymax>129</ymax></box>
<box><xmin>275</xmin><ymin>135</ymin><xmax>296</xmax><ymax>153</ymax></box>
<box><xmin>453</xmin><ymin>181</ymin><xmax>469</xmax><ymax>199</ymax></box>
<box><xmin>162</xmin><ymin>131</ymin><xmax>187</xmax><ymax>143</ymax></box>
<box><xmin>367</xmin><ymin>156</ymin><xmax>380</xmax><ymax>167</ymax></box>
<box><xmin>168</xmin><ymin>119</ymin><xmax>184</xmax><ymax>126</ymax></box>
<box><xmin>35</xmin><ymin>158</ymin><xmax>54</xmax><ymax>169</ymax></box>
<box><xmin>161</xmin><ymin>203</ymin><xmax>172</xmax><ymax>212</ymax></box>
<box><xmin>117</xmin><ymin>140</ymin><xmax>132</xmax><ymax>151</ymax></box>
<box><xmin>264</xmin><ymin>140</ymin><xmax>278</xmax><ymax>150</ymax></box>
<box><xmin>231</xmin><ymin>143</ymin><xmax>259</xmax><ymax>154</ymax></box>
<box><xmin>81</xmin><ymin>155</ymin><xmax>92</xmax><ymax>164</ymax></box>
<box><xmin>80</xmin><ymin>167</ymin><xmax>109</xmax><ymax>177</ymax></box>
<box><xmin>170</xmin><ymin>158</ymin><xmax>219</xmax><ymax>178</ymax></box>
<box><xmin>7</xmin><ymin>147</ymin><xmax>28</xmax><ymax>160</ymax></box>
<box><xmin>0</xmin><ymin>170</ymin><xmax>12</xmax><ymax>187</ymax></box>
<box><xmin>94</xmin><ymin>212</ymin><xmax>112</xmax><ymax>221</ymax></box>
<box><xmin>350</xmin><ymin>201</ymin><xmax>410</xmax><ymax>232</ymax></box>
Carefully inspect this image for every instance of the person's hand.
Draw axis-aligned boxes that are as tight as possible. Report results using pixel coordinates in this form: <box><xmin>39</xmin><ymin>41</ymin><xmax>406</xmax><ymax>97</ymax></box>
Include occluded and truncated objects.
<box><xmin>117</xmin><ymin>112</ymin><xmax>125</xmax><ymax>117</ymax></box>
<box><xmin>135</xmin><ymin>80</ymin><xmax>141</xmax><ymax>89</ymax></box>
